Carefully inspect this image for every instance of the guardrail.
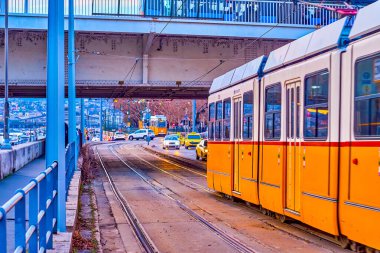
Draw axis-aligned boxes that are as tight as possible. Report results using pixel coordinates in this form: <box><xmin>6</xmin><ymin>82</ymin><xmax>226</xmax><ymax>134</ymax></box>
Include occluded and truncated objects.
<box><xmin>0</xmin><ymin>161</ymin><xmax>58</xmax><ymax>253</ymax></box>
<box><xmin>4</xmin><ymin>0</ymin><xmax>351</xmax><ymax>27</ymax></box>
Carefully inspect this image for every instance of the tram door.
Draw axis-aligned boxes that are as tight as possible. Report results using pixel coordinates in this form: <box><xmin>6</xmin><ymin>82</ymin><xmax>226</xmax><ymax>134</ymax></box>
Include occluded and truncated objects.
<box><xmin>286</xmin><ymin>82</ymin><xmax>301</xmax><ymax>212</ymax></box>
<box><xmin>233</xmin><ymin>98</ymin><xmax>242</xmax><ymax>193</ymax></box>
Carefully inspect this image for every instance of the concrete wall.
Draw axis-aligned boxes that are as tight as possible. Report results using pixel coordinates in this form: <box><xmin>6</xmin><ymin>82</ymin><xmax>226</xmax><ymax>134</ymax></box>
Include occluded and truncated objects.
<box><xmin>0</xmin><ymin>141</ymin><xmax>45</xmax><ymax>180</ymax></box>
<box><xmin>0</xmin><ymin>31</ymin><xmax>288</xmax><ymax>85</ymax></box>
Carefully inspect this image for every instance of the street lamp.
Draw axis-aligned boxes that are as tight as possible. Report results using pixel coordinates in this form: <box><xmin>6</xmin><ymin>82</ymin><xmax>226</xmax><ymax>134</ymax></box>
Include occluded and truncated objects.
<box><xmin>2</xmin><ymin>0</ymin><xmax>11</xmax><ymax>149</ymax></box>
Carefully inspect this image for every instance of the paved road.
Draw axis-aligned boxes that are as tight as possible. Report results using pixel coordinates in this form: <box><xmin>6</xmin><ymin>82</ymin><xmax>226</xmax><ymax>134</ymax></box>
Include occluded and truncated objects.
<box><xmin>125</xmin><ymin>137</ymin><xmax>204</xmax><ymax>162</ymax></box>
<box><xmin>93</xmin><ymin>142</ymin><xmax>348</xmax><ymax>253</ymax></box>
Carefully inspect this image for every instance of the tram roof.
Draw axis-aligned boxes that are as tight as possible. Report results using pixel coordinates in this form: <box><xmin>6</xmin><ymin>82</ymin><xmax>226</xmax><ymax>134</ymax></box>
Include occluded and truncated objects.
<box><xmin>263</xmin><ymin>17</ymin><xmax>348</xmax><ymax>73</ymax></box>
<box><xmin>209</xmin><ymin>55</ymin><xmax>265</xmax><ymax>94</ymax></box>
<box><xmin>349</xmin><ymin>0</ymin><xmax>380</xmax><ymax>39</ymax></box>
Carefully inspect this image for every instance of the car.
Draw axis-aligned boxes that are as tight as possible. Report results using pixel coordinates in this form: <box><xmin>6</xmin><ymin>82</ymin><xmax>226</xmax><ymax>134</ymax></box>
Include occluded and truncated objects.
<box><xmin>184</xmin><ymin>132</ymin><xmax>202</xmax><ymax>149</ymax></box>
<box><xmin>114</xmin><ymin>132</ymin><xmax>126</xmax><ymax>141</ymax></box>
<box><xmin>163</xmin><ymin>135</ymin><xmax>180</xmax><ymax>150</ymax></box>
<box><xmin>196</xmin><ymin>139</ymin><xmax>208</xmax><ymax>161</ymax></box>
<box><xmin>91</xmin><ymin>136</ymin><xmax>100</xmax><ymax>142</ymax></box>
<box><xmin>128</xmin><ymin>129</ymin><xmax>155</xmax><ymax>140</ymax></box>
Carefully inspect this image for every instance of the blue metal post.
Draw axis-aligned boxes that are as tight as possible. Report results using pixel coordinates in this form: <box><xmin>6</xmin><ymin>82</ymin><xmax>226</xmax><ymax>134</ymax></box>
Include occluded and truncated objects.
<box><xmin>81</xmin><ymin>98</ymin><xmax>85</xmax><ymax>144</ymax></box>
<box><xmin>2</xmin><ymin>0</ymin><xmax>11</xmax><ymax>150</ymax></box>
<box><xmin>100</xmin><ymin>99</ymin><xmax>103</xmax><ymax>141</ymax></box>
<box><xmin>29</xmin><ymin>180</ymin><xmax>38</xmax><ymax>253</ymax></box>
<box><xmin>0</xmin><ymin>209</ymin><xmax>7</xmax><ymax>253</ymax></box>
<box><xmin>192</xmin><ymin>99</ymin><xmax>196</xmax><ymax>132</ymax></box>
<box><xmin>46</xmin><ymin>0</ymin><xmax>66</xmax><ymax>232</ymax></box>
<box><xmin>15</xmin><ymin>190</ymin><xmax>26</xmax><ymax>251</ymax></box>
<box><xmin>68</xmin><ymin>0</ymin><xmax>77</xmax><ymax>169</ymax></box>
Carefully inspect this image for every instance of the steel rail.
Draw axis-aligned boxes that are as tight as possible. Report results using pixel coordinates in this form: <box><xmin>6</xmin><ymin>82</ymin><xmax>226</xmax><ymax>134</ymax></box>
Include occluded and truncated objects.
<box><xmin>109</xmin><ymin>144</ymin><xmax>256</xmax><ymax>253</ymax></box>
<box><xmin>95</xmin><ymin>147</ymin><xmax>159</xmax><ymax>253</ymax></box>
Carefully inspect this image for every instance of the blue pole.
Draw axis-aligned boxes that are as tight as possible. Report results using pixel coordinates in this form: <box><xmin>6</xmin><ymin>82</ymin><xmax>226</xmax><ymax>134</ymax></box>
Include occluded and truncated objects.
<box><xmin>100</xmin><ymin>99</ymin><xmax>103</xmax><ymax>141</ymax></box>
<box><xmin>1</xmin><ymin>0</ymin><xmax>11</xmax><ymax>150</ymax></box>
<box><xmin>46</xmin><ymin>0</ymin><xmax>65</xmax><ymax>232</ymax></box>
<box><xmin>192</xmin><ymin>99</ymin><xmax>196</xmax><ymax>132</ymax></box>
<box><xmin>68</xmin><ymin>0</ymin><xmax>76</xmax><ymax>169</ymax></box>
<box><xmin>81</xmin><ymin>98</ymin><xmax>85</xmax><ymax>144</ymax></box>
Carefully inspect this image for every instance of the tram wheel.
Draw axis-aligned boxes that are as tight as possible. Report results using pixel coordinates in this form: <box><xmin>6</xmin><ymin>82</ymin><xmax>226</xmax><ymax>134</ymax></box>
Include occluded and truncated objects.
<box><xmin>275</xmin><ymin>213</ymin><xmax>286</xmax><ymax>223</ymax></box>
<box><xmin>338</xmin><ymin>235</ymin><xmax>350</xmax><ymax>249</ymax></box>
<box><xmin>260</xmin><ymin>206</ymin><xmax>267</xmax><ymax>215</ymax></box>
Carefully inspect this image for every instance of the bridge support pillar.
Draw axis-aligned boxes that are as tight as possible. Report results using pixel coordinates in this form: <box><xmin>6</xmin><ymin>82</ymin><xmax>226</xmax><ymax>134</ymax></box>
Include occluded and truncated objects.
<box><xmin>81</xmin><ymin>98</ymin><xmax>85</xmax><ymax>144</ymax></box>
<box><xmin>192</xmin><ymin>99</ymin><xmax>196</xmax><ymax>132</ymax></box>
<box><xmin>68</xmin><ymin>0</ymin><xmax>77</xmax><ymax>169</ymax></box>
<box><xmin>46</xmin><ymin>0</ymin><xmax>65</xmax><ymax>232</ymax></box>
<box><xmin>100</xmin><ymin>99</ymin><xmax>103</xmax><ymax>141</ymax></box>
<box><xmin>143</xmin><ymin>54</ymin><xmax>149</xmax><ymax>84</ymax></box>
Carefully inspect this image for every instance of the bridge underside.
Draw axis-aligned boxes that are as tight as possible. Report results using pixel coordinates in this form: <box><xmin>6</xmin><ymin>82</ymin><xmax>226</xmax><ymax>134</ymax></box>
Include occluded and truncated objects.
<box><xmin>1</xmin><ymin>84</ymin><xmax>210</xmax><ymax>99</ymax></box>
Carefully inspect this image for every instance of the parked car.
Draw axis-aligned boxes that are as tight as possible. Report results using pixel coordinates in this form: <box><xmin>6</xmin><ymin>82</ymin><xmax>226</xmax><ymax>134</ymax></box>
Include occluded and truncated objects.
<box><xmin>196</xmin><ymin>140</ymin><xmax>208</xmax><ymax>161</ymax></box>
<box><xmin>128</xmin><ymin>129</ymin><xmax>155</xmax><ymax>140</ymax></box>
<box><xmin>91</xmin><ymin>136</ymin><xmax>100</xmax><ymax>142</ymax></box>
<box><xmin>163</xmin><ymin>135</ymin><xmax>180</xmax><ymax>150</ymax></box>
<box><xmin>184</xmin><ymin>132</ymin><xmax>202</xmax><ymax>149</ymax></box>
<box><xmin>114</xmin><ymin>132</ymin><xmax>126</xmax><ymax>141</ymax></box>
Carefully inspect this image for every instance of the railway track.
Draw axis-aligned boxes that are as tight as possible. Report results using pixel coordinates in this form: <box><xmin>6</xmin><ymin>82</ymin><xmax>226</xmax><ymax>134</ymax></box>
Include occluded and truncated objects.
<box><xmin>128</xmin><ymin>144</ymin><xmax>345</xmax><ymax>250</ymax></box>
<box><xmin>96</xmin><ymin>147</ymin><xmax>159</xmax><ymax>253</ymax></box>
<box><xmin>105</xmin><ymin>144</ymin><xmax>257</xmax><ymax>253</ymax></box>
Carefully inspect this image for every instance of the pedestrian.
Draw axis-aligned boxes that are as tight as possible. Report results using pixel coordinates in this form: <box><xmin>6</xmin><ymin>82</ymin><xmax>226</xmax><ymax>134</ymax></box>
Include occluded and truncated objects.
<box><xmin>146</xmin><ymin>132</ymin><xmax>151</xmax><ymax>146</ymax></box>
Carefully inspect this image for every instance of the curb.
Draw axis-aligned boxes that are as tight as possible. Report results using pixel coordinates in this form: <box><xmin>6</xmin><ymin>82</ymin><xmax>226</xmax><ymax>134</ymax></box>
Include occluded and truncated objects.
<box><xmin>47</xmin><ymin>170</ymin><xmax>81</xmax><ymax>253</ymax></box>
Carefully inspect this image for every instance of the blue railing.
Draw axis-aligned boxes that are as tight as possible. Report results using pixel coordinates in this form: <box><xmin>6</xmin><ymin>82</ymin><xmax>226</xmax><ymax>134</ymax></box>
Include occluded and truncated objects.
<box><xmin>4</xmin><ymin>0</ymin><xmax>352</xmax><ymax>27</ymax></box>
<box><xmin>0</xmin><ymin>161</ymin><xmax>58</xmax><ymax>253</ymax></box>
<box><xmin>65</xmin><ymin>141</ymin><xmax>76</xmax><ymax>197</ymax></box>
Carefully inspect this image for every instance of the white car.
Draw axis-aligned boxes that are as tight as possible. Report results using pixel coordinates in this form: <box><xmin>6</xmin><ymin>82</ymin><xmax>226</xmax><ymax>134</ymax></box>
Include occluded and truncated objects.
<box><xmin>162</xmin><ymin>135</ymin><xmax>180</xmax><ymax>150</ymax></box>
<box><xmin>91</xmin><ymin>136</ymin><xmax>100</xmax><ymax>142</ymax></box>
<box><xmin>114</xmin><ymin>132</ymin><xmax>126</xmax><ymax>141</ymax></box>
<box><xmin>128</xmin><ymin>129</ymin><xmax>155</xmax><ymax>140</ymax></box>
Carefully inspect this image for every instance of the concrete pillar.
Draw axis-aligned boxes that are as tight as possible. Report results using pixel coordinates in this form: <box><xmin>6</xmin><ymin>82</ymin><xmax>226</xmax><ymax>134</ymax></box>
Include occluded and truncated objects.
<box><xmin>46</xmin><ymin>0</ymin><xmax>65</xmax><ymax>232</ymax></box>
<box><xmin>68</xmin><ymin>0</ymin><xmax>77</xmax><ymax>169</ymax></box>
<box><xmin>192</xmin><ymin>100</ymin><xmax>196</xmax><ymax>132</ymax></box>
<box><xmin>143</xmin><ymin>54</ymin><xmax>149</xmax><ymax>84</ymax></box>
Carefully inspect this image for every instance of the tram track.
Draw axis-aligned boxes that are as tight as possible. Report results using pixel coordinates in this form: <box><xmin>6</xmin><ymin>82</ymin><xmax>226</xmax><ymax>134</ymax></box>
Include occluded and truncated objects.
<box><xmin>96</xmin><ymin>146</ymin><xmax>159</xmax><ymax>253</ymax></box>
<box><xmin>127</xmin><ymin>144</ymin><xmax>346</xmax><ymax>251</ymax></box>
<box><xmin>107</xmin><ymin>144</ymin><xmax>257</xmax><ymax>253</ymax></box>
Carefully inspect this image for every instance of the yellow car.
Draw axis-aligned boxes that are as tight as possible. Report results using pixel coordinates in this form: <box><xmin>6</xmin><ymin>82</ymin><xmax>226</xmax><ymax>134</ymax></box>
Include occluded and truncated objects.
<box><xmin>184</xmin><ymin>132</ymin><xmax>202</xmax><ymax>149</ymax></box>
<box><xmin>196</xmin><ymin>140</ymin><xmax>208</xmax><ymax>161</ymax></box>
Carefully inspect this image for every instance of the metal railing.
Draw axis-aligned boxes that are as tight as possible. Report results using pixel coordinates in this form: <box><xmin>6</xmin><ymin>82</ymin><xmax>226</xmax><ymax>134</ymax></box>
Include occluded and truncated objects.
<box><xmin>0</xmin><ymin>161</ymin><xmax>58</xmax><ymax>253</ymax></box>
<box><xmin>3</xmin><ymin>0</ymin><xmax>351</xmax><ymax>27</ymax></box>
<box><xmin>65</xmin><ymin>141</ymin><xmax>76</xmax><ymax>196</ymax></box>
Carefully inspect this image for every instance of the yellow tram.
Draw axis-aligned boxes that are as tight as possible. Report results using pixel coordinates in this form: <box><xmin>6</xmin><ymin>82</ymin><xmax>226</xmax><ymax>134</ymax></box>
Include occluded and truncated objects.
<box><xmin>149</xmin><ymin>115</ymin><xmax>168</xmax><ymax>136</ymax></box>
<box><xmin>207</xmin><ymin>2</ymin><xmax>380</xmax><ymax>251</ymax></box>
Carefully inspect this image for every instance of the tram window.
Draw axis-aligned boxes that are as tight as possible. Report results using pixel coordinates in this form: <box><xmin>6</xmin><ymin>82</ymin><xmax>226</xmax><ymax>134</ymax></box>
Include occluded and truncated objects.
<box><xmin>215</xmin><ymin>101</ymin><xmax>223</xmax><ymax>139</ymax></box>
<box><xmin>208</xmin><ymin>103</ymin><xmax>215</xmax><ymax>140</ymax></box>
<box><xmin>209</xmin><ymin>103</ymin><xmax>215</xmax><ymax>121</ymax></box>
<box><xmin>265</xmin><ymin>84</ymin><xmax>281</xmax><ymax>140</ymax></box>
<box><xmin>243</xmin><ymin>91</ymin><xmax>253</xmax><ymax>139</ymax></box>
<box><xmin>355</xmin><ymin>55</ymin><xmax>380</xmax><ymax>137</ymax></box>
<box><xmin>223</xmin><ymin>99</ymin><xmax>231</xmax><ymax>139</ymax></box>
<box><xmin>304</xmin><ymin>70</ymin><xmax>329</xmax><ymax>139</ymax></box>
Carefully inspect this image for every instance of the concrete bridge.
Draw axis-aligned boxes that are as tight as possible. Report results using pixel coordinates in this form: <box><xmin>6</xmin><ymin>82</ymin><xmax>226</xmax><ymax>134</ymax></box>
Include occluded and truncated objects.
<box><xmin>0</xmin><ymin>0</ymin><xmax>350</xmax><ymax>98</ymax></box>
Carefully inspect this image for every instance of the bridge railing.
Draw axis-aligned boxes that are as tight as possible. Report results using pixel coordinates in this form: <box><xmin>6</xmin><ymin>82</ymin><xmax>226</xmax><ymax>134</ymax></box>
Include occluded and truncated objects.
<box><xmin>65</xmin><ymin>141</ymin><xmax>76</xmax><ymax>197</ymax></box>
<box><xmin>5</xmin><ymin>0</ymin><xmax>349</xmax><ymax>27</ymax></box>
<box><xmin>0</xmin><ymin>161</ymin><xmax>58</xmax><ymax>253</ymax></box>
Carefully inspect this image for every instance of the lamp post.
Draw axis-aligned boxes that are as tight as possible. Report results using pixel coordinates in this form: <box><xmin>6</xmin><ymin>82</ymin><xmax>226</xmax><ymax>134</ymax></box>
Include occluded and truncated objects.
<box><xmin>2</xmin><ymin>0</ymin><xmax>11</xmax><ymax>149</ymax></box>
